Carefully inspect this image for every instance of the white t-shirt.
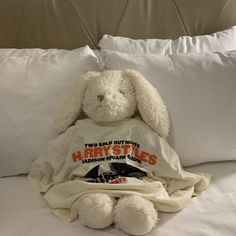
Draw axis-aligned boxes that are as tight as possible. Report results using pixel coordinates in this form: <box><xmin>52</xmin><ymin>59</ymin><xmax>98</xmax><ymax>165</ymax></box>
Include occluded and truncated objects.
<box><xmin>28</xmin><ymin>118</ymin><xmax>211</xmax><ymax>222</ymax></box>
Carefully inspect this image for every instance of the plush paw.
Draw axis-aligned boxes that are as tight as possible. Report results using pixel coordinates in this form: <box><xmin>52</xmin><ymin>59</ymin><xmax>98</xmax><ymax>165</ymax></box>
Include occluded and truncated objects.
<box><xmin>77</xmin><ymin>193</ymin><xmax>115</xmax><ymax>229</ymax></box>
<box><xmin>114</xmin><ymin>195</ymin><xmax>157</xmax><ymax>235</ymax></box>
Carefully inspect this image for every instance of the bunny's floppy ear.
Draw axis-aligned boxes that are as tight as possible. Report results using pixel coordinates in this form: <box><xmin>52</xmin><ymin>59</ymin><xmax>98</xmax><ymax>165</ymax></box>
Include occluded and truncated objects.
<box><xmin>124</xmin><ymin>70</ymin><xmax>170</xmax><ymax>138</ymax></box>
<box><xmin>54</xmin><ymin>71</ymin><xmax>100</xmax><ymax>134</ymax></box>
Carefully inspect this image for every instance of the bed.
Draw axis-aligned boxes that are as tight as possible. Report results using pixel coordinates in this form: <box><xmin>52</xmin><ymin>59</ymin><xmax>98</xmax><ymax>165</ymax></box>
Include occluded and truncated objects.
<box><xmin>1</xmin><ymin>0</ymin><xmax>236</xmax><ymax>235</ymax></box>
<box><xmin>1</xmin><ymin>162</ymin><xmax>236</xmax><ymax>236</ymax></box>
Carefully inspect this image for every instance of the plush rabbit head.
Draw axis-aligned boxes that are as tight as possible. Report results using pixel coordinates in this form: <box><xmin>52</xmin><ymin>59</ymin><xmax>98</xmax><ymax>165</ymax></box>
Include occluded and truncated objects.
<box><xmin>55</xmin><ymin>70</ymin><xmax>169</xmax><ymax>137</ymax></box>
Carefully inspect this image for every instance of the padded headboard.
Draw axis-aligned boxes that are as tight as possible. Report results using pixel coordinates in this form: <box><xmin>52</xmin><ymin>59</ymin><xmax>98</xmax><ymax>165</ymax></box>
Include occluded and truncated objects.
<box><xmin>1</xmin><ymin>0</ymin><xmax>236</xmax><ymax>49</ymax></box>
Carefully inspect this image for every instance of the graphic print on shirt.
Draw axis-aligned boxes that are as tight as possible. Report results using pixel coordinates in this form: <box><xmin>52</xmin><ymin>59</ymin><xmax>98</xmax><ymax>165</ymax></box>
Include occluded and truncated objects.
<box><xmin>71</xmin><ymin>139</ymin><xmax>158</xmax><ymax>183</ymax></box>
<box><xmin>85</xmin><ymin>163</ymin><xmax>147</xmax><ymax>183</ymax></box>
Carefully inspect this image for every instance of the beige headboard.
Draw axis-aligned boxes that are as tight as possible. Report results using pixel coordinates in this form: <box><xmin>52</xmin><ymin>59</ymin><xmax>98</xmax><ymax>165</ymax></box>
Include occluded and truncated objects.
<box><xmin>1</xmin><ymin>0</ymin><xmax>236</xmax><ymax>49</ymax></box>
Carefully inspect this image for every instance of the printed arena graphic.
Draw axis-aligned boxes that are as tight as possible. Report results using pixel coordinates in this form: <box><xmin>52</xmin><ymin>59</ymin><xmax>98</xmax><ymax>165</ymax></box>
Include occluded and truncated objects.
<box><xmin>71</xmin><ymin>140</ymin><xmax>158</xmax><ymax>183</ymax></box>
<box><xmin>85</xmin><ymin>163</ymin><xmax>147</xmax><ymax>183</ymax></box>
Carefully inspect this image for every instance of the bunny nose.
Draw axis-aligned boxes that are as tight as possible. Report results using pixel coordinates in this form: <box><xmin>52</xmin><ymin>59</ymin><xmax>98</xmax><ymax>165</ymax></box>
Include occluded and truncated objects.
<box><xmin>97</xmin><ymin>95</ymin><xmax>104</xmax><ymax>102</ymax></box>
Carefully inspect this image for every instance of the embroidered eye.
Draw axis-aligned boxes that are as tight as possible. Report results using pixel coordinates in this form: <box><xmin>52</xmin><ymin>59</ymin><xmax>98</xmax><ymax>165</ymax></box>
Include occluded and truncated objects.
<box><xmin>97</xmin><ymin>95</ymin><xmax>104</xmax><ymax>102</ymax></box>
<box><xmin>119</xmin><ymin>89</ymin><xmax>125</xmax><ymax>95</ymax></box>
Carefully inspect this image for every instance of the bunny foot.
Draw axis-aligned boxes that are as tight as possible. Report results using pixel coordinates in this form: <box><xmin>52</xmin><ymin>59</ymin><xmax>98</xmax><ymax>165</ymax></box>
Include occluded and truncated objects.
<box><xmin>114</xmin><ymin>195</ymin><xmax>158</xmax><ymax>235</ymax></box>
<box><xmin>77</xmin><ymin>193</ymin><xmax>115</xmax><ymax>229</ymax></box>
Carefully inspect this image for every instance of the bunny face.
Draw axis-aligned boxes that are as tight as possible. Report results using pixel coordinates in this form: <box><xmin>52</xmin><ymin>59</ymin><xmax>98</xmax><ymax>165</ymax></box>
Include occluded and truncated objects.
<box><xmin>83</xmin><ymin>71</ymin><xmax>137</xmax><ymax>122</ymax></box>
<box><xmin>55</xmin><ymin>69</ymin><xmax>169</xmax><ymax>138</ymax></box>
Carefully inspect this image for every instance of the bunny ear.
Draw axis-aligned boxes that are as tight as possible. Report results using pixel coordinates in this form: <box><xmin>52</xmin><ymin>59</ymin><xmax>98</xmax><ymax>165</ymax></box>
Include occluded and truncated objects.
<box><xmin>54</xmin><ymin>71</ymin><xmax>100</xmax><ymax>134</ymax></box>
<box><xmin>124</xmin><ymin>70</ymin><xmax>170</xmax><ymax>138</ymax></box>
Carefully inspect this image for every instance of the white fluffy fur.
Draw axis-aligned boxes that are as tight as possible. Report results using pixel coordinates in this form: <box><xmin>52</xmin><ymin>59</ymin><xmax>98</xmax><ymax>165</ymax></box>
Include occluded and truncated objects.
<box><xmin>54</xmin><ymin>69</ymin><xmax>169</xmax><ymax>137</ymax></box>
<box><xmin>125</xmin><ymin>70</ymin><xmax>169</xmax><ymax>138</ymax></box>
<box><xmin>77</xmin><ymin>193</ymin><xmax>115</xmax><ymax>229</ymax></box>
<box><xmin>83</xmin><ymin>70</ymin><xmax>137</xmax><ymax>123</ymax></box>
<box><xmin>54</xmin><ymin>69</ymin><xmax>169</xmax><ymax>235</ymax></box>
<box><xmin>114</xmin><ymin>195</ymin><xmax>158</xmax><ymax>235</ymax></box>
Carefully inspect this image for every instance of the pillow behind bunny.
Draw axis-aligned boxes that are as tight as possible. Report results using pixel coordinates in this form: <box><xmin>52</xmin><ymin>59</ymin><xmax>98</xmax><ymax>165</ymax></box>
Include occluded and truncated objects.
<box><xmin>28</xmin><ymin>70</ymin><xmax>211</xmax><ymax>236</ymax></box>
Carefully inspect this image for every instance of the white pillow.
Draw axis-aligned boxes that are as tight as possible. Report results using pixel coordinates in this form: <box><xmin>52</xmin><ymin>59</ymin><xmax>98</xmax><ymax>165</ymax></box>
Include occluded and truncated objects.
<box><xmin>0</xmin><ymin>46</ymin><xmax>99</xmax><ymax>177</ymax></box>
<box><xmin>101</xmin><ymin>49</ymin><xmax>236</xmax><ymax>166</ymax></box>
<box><xmin>99</xmin><ymin>25</ymin><xmax>236</xmax><ymax>55</ymax></box>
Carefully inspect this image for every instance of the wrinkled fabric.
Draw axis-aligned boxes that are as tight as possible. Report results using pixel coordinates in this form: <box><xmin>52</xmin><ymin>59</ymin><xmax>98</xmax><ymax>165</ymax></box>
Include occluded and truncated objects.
<box><xmin>0</xmin><ymin>46</ymin><xmax>99</xmax><ymax>177</ymax></box>
<box><xmin>101</xmin><ymin>49</ymin><xmax>236</xmax><ymax>167</ymax></box>
<box><xmin>28</xmin><ymin>118</ymin><xmax>211</xmax><ymax>222</ymax></box>
<box><xmin>99</xmin><ymin>25</ymin><xmax>236</xmax><ymax>55</ymax></box>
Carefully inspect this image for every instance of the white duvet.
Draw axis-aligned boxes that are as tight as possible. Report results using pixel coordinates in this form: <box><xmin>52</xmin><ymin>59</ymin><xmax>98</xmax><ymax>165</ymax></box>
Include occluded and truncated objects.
<box><xmin>28</xmin><ymin>118</ymin><xmax>211</xmax><ymax>222</ymax></box>
<box><xmin>1</xmin><ymin>161</ymin><xmax>236</xmax><ymax>236</ymax></box>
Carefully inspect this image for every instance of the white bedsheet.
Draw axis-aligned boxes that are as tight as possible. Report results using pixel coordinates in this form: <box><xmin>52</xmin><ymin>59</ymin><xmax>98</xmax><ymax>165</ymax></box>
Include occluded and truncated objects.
<box><xmin>0</xmin><ymin>161</ymin><xmax>236</xmax><ymax>236</ymax></box>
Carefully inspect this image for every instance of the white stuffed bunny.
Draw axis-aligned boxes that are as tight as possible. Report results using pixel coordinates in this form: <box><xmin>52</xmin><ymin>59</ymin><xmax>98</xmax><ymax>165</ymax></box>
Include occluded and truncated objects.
<box><xmin>55</xmin><ymin>69</ymin><xmax>169</xmax><ymax>138</ymax></box>
<box><xmin>28</xmin><ymin>69</ymin><xmax>210</xmax><ymax>236</ymax></box>
<box><xmin>54</xmin><ymin>69</ymin><xmax>169</xmax><ymax>235</ymax></box>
